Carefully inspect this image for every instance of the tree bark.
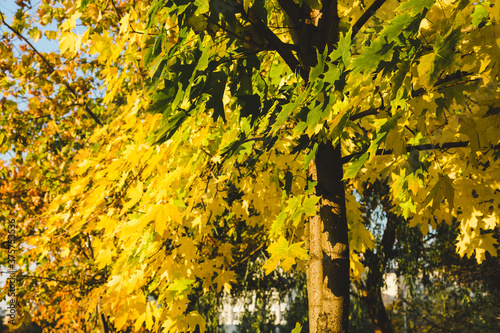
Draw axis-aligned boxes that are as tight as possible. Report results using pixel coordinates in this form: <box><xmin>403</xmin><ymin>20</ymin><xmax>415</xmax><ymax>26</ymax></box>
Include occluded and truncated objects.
<box><xmin>274</xmin><ymin>1</ymin><xmax>347</xmax><ymax>331</ymax></box>
<box><xmin>308</xmin><ymin>143</ymin><xmax>349</xmax><ymax>332</ymax></box>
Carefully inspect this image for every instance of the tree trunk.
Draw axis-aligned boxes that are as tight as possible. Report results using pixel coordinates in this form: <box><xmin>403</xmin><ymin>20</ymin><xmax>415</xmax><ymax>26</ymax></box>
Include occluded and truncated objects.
<box><xmin>360</xmin><ymin>184</ymin><xmax>397</xmax><ymax>333</ymax></box>
<box><xmin>308</xmin><ymin>143</ymin><xmax>349</xmax><ymax>332</ymax></box>
<box><xmin>274</xmin><ymin>1</ymin><xmax>345</xmax><ymax>330</ymax></box>
<box><xmin>363</xmin><ymin>292</ymin><xmax>393</xmax><ymax>333</ymax></box>
<box><xmin>362</xmin><ymin>249</ymin><xmax>394</xmax><ymax>333</ymax></box>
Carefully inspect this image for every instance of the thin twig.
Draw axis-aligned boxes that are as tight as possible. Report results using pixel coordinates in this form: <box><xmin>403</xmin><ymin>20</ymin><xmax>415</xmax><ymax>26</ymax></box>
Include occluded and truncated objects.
<box><xmin>352</xmin><ymin>0</ymin><xmax>389</xmax><ymax>40</ymax></box>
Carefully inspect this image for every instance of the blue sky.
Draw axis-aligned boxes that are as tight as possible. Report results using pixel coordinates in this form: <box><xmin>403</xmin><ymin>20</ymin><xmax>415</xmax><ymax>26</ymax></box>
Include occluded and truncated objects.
<box><xmin>0</xmin><ymin>0</ymin><xmax>59</xmax><ymax>53</ymax></box>
<box><xmin>0</xmin><ymin>1</ymin><xmax>61</xmax><ymax>162</ymax></box>
<box><xmin>0</xmin><ymin>0</ymin><xmax>61</xmax><ymax>315</ymax></box>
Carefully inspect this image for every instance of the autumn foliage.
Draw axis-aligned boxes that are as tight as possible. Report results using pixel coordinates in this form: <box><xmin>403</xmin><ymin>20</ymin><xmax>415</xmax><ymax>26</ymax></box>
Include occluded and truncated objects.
<box><xmin>0</xmin><ymin>0</ymin><xmax>499</xmax><ymax>332</ymax></box>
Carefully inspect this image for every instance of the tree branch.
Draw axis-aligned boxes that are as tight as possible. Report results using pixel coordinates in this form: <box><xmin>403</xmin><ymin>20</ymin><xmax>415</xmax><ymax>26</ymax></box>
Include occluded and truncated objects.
<box><xmin>352</xmin><ymin>0</ymin><xmax>389</xmax><ymax>40</ymax></box>
<box><xmin>411</xmin><ymin>71</ymin><xmax>475</xmax><ymax>98</ymax></box>
<box><xmin>234</xmin><ymin>0</ymin><xmax>308</xmax><ymax>80</ymax></box>
<box><xmin>0</xmin><ymin>13</ymin><xmax>103</xmax><ymax>126</ymax></box>
<box><xmin>314</xmin><ymin>0</ymin><xmax>340</xmax><ymax>54</ymax></box>
<box><xmin>18</xmin><ymin>274</ymin><xmax>78</xmax><ymax>285</ymax></box>
<box><xmin>97</xmin><ymin>301</ymin><xmax>111</xmax><ymax>333</ymax></box>
<box><xmin>341</xmin><ymin>141</ymin><xmax>500</xmax><ymax>165</ymax></box>
<box><xmin>202</xmin><ymin>13</ymin><xmax>266</xmax><ymax>50</ymax></box>
<box><xmin>110</xmin><ymin>0</ymin><xmax>123</xmax><ymax>19</ymax></box>
<box><xmin>230</xmin><ymin>242</ymin><xmax>265</xmax><ymax>270</ymax></box>
<box><xmin>350</xmin><ymin>106</ymin><xmax>385</xmax><ymax>121</ymax></box>
<box><xmin>276</xmin><ymin>0</ymin><xmax>303</xmax><ymax>26</ymax></box>
<box><xmin>352</xmin><ymin>71</ymin><xmax>477</xmax><ymax>122</ymax></box>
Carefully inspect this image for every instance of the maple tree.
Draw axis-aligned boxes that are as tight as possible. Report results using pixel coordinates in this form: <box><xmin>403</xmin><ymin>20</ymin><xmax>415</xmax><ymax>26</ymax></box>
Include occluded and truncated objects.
<box><xmin>0</xmin><ymin>0</ymin><xmax>145</xmax><ymax>330</ymax></box>
<box><xmin>1</xmin><ymin>0</ymin><xmax>499</xmax><ymax>332</ymax></box>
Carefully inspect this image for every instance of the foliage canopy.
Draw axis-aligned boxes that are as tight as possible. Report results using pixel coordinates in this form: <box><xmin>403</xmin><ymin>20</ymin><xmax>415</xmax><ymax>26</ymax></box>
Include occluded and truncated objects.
<box><xmin>0</xmin><ymin>0</ymin><xmax>499</xmax><ymax>332</ymax></box>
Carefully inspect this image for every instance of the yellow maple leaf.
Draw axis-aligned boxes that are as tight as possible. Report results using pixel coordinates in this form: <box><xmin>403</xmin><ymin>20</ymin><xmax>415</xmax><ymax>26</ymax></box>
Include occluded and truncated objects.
<box><xmin>291</xmin><ymin>322</ymin><xmax>302</xmax><ymax>333</ymax></box>
<box><xmin>119</xmin><ymin>13</ymin><xmax>131</xmax><ymax>35</ymax></box>
<box><xmin>120</xmin><ymin>181</ymin><xmax>143</xmax><ymax>215</ymax></box>
<box><xmin>60</xmin><ymin>11</ymin><xmax>81</xmax><ymax>31</ymax></box>
<box><xmin>483</xmin><ymin>213</ymin><xmax>498</xmax><ymax>230</ymax></box>
<box><xmin>113</xmin><ymin>307</ymin><xmax>129</xmax><ymax>331</ymax></box>
<box><xmin>59</xmin><ymin>32</ymin><xmax>81</xmax><ymax>55</ymax></box>
<box><xmin>145</xmin><ymin>303</ymin><xmax>155</xmax><ymax>330</ymax></box>
<box><xmin>476</xmin><ymin>233</ymin><xmax>498</xmax><ymax>263</ymax></box>
<box><xmin>263</xmin><ymin>237</ymin><xmax>308</xmax><ymax>274</ymax></box>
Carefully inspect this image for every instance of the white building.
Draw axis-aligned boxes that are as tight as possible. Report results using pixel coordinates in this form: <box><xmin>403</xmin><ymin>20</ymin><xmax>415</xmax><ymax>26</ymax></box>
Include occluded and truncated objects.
<box><xmin>220</xmin><ymin>290</ymin><xmax>291</xmax><ymax>332</ymax></box>
<box><xmin>219</xmin><ymin>273</ymin><xmax>403</xmax><ymax>332</ymax></box>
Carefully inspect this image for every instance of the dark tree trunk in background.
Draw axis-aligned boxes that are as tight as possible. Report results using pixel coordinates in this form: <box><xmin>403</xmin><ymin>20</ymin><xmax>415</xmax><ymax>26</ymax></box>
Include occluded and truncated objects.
<box><xmin>360</xmin><ymin>181</ymin><xmax>397</xmax><ymax>333</ymax></box>
<box><xmin>362</xmin><ymin>217</ymin><xmax>395</xmax><ymax>333</ymax></box>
